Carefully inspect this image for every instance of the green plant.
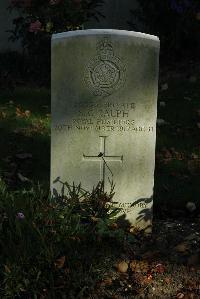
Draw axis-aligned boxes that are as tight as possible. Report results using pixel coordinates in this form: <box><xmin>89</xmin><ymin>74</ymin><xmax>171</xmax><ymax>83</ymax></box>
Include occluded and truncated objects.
<box><xmin>7</xmin><ymin>0</ymin><xmax>104</xmax><ymax>85</ymax></box>
<box><xmin>0</xmin><ymin>179</ymin><xmax>127</xmax><ymax>298</ymax></box>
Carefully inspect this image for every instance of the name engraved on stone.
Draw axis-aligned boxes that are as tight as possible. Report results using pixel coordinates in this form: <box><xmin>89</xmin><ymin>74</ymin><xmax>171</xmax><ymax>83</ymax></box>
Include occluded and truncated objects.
<box><xmin>82</xmin><ymin>136</ymin><xmax>123</xmax><ymax>186</ymax></box>
<box><xmin>84</xmin><ymin>37</ymin><xmax>126</xmax><ymax>96</ymax></box>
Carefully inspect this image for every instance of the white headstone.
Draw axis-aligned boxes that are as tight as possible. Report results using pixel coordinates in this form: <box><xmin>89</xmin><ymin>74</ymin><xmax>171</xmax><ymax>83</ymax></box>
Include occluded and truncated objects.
<box><xmin>51</xmin><ymin>29</ymin><xmax>160</xmax><ymax>232</ymax></box>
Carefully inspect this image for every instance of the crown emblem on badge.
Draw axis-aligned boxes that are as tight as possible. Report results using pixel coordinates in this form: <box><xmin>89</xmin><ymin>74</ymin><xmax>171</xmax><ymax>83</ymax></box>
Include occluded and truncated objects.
<box><xmin>96</xmin><ymin>38</ymin><xmax>114</xmax><ymax>60</ymax></box>
<box><xmin>84</xmin><ymin>37</ymin><xmax>126</xmax><ymax>97</ymax></box>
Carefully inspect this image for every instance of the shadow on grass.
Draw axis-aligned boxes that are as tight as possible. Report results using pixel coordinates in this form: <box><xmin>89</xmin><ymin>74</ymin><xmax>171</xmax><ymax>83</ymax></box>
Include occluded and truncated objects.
<box><xmin>0</xmin><ymin>87</ymin><xmax>50</xmax><ymax>188</ymax></box>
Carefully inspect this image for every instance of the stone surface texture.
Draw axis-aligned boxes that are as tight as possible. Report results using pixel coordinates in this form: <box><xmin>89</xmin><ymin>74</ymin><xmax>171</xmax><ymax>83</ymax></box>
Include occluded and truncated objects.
<box><xmin>51</xmin><ymin>29</ymin><xmax>160</xmax><ymax>231</ymax></box>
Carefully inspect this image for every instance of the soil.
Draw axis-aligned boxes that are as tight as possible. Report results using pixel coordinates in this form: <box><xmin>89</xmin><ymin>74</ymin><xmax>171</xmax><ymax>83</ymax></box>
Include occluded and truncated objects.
<box><xmin>94</xmin><ymin>217</ymin><xmax>200</xmax><ymax>299</ymax></box>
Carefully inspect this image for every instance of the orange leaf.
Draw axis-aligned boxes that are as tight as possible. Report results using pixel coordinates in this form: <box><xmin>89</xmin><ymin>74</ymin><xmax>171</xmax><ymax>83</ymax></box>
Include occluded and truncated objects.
<box><xmin>54</xmin><ymin>256</ymin><xmax>66</xmax><ymax>269</ymax></box>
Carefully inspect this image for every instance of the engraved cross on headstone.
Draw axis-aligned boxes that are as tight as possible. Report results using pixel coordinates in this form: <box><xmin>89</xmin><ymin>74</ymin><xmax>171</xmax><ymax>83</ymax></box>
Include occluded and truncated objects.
<box><xmin>83</xmin><ymin>136</ymin><xmax>123</xmax><ymax>187</ymax></box>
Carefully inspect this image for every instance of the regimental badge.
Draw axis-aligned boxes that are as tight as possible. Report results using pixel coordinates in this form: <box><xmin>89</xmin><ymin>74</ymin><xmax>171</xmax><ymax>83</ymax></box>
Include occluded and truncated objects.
<box><xmin>84</xmin><ymin>37</ymin><xmax>126</xmax><ymax>97</ymax></box>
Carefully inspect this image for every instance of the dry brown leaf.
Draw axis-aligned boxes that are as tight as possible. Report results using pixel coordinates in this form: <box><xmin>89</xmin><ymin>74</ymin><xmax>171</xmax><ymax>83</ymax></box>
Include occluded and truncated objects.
<box><xmin>130</xmin><ymin>260</ymin><xmax>149</xmax><ymax>273</ymax></box>
<box><xmin>100</xmin><ymin>277</ymin><xmax>112</xmax><ymax>287</ymax></box>
<box><xmin>109</xmin><ymin>223</ymin><xmax>118</xmax><ymax>230</ymax></box>
<box><xmin>54</xmin><ymin>256</ymin><xmax>66</xmax><ymax>269</ymax></box>
<box><xmin>129</xmin><ymin>260</ymin><xmax>137</xmax><ymax>272</ymax></box>
<box><xmin>116</xmin><ymin>261</ymin><xmax>128</xmax><ymax>273</ymax></box>
<box><xmin>154</xmin><ymin>263</ymin><xmax>165</xmax><ymax>273</ymax></box>
<box><xmin>176</xmin><ymin>293</ymin><xmax>185</xmax><ymax>299</ymax></box>
<box><xmin>174</xmin><ymin>242</ymin><xmax>189</xmax><ymax>253</ymax></box>
<box><xmin>164</xmin><ymin>277</ymin><xmax>171</xmax><ymax>284</ymax></box>
<box><xmin>16</xmin><ymin>107</ymin><xmax>24</xmax><ymax>117</ymax></box>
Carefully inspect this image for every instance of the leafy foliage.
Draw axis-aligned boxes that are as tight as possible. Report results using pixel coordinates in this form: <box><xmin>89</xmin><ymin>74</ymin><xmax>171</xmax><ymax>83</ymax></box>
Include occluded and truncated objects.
<box><xmin>7</xmin><ymin>0</ymin><xmax>104</xmax><ymax>85</ymax></box>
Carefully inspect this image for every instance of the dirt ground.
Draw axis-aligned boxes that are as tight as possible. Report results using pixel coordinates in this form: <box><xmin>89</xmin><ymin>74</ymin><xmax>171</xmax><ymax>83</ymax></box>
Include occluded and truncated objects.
<box><xmin>94</xmin><ymin>217</ymin><xmax>200</xmax><ymax>299</ymax></box>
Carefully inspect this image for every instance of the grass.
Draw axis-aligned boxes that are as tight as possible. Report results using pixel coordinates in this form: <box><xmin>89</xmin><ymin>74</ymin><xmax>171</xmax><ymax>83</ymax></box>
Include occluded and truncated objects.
<box><xmin>154</xmin><ymin>74</ymin><xmax>200</xmax><ymax>215</ymax></box>
<box><xmin>0</xmin><ymin>87</ymin><xmax>50</xmax><ymax>187</ymax></box>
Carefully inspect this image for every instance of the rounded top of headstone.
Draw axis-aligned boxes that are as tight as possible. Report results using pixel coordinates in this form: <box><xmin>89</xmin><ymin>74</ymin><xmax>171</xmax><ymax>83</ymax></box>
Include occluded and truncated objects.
<box><xmin>52</xmin><ymin>29</ymin><xmax>159</xmax><ymax>45</ymax></box>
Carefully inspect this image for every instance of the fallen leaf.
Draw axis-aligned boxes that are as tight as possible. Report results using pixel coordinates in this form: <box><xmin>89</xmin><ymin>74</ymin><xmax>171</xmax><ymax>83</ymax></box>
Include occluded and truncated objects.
<box><xmin>16</xmin><ymin>107</ymin><xmax>24</xmax><ymax>117</ymax></box>
<box><xmin>54</xmin><ymin>256</ymin><xmax>66</xmax><ymax>269</ymax></box>
<box><xmin>16</xmin><ymin>107</ymin><xmax>31</xmax><ymax>118</ymax></box>
<box><xmin>109</xmin><ymin>222</ymin><xmax>118</xmax><ymax>230</ymax></box>
<box><xmin>130</xmin><ymin>260</ymin><xmax>149</xmax><ymax>273</ymax></box>
<box><xmin>146</xmin><ymin>272</ymin><xmax>153</xmax><ymax>280</ymax></box>
<box><xmin>17</xmin><ymin>173</ymin><xmax>31</xmax><ymax>182</ymax></box>
<box><xmin>116</xmin><ymin>261</ymin><xmax>128</xmax><ymax>273</ymax></box>
<box><xmin>130</xmin><ymin>260</ymin><xmax>137</xmax><ymax>272</ymax></box>
<box><xmin>176</xmin><ymin>292</ymin><xmax>185</xmax><ymax>299</ymax></box>
<box><xmin>100</xmin><ymin>277</ymin><xmax>112</xmax><ymax>287</ymax></box>
<box><xmin>164</xmin><ymin>277</ymin><xmax>171</xmax><ymax>284</ymax></box>
<box><xmin>154</xmin><ymin>263</ymin><xmax>165</xmax><ymax>273</ymax></box>
<box><xmin>174</xmin><ymin>242</ymin><xmax>189</xmax><ymax>253</ymax></box>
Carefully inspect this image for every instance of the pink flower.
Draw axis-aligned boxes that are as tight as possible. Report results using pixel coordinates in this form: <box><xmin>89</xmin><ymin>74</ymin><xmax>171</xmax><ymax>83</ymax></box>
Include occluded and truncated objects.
<box><xmin>29</xmin><ymin>20</ymin><xmax>42</xmax><ymax>33</ymax></box>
